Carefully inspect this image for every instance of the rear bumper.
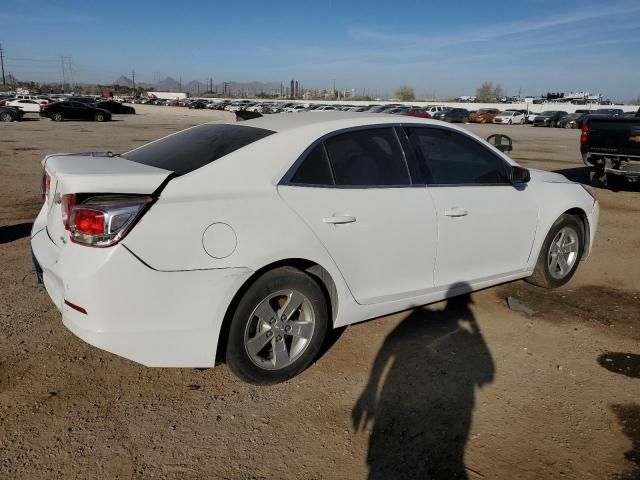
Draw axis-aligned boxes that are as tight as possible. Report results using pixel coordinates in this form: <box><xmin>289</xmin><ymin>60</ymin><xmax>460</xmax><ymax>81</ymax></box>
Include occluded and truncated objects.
<box><xmin>31</xmin><ymin>228</ymin><xmax>253</xmax><ymax>367</ymax></box>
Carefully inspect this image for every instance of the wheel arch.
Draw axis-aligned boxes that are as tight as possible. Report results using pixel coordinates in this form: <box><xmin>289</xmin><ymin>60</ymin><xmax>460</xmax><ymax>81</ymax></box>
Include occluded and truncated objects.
<box><xmin>216</xmin><ymin>258</ymin><xmax>338</xmax><ymax>363</ymax></box>
<box><xmin>563</xmin><ymin>207</ymin><xmax>590</xmax><ymax>259</ymax></box>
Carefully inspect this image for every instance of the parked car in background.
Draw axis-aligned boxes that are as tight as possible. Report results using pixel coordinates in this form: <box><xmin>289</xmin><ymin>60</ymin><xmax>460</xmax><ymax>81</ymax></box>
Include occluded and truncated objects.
<box><xmin>31</xmin><ymin>113</ymin><xmax>599</xmax><ymax>385</ymax></box>
<box><xmin>423</xmin><ymin>105</ymin><xmax>448</xmax><ymax>116</ymax></box>
<box><xmin>40</xmin><ymin>101</ymin><xmax>112</xmax><ymax>122</ymax></box>
<box><xmin>285</xmin><ymin>105</ymin><xmax>308</xmax><ymax>113</ymax></box>
<box><xmin>367</xmin><ymin>104</ymin><xmax>401</xmax><ymax>113</ymax></box>
<box><xmin>5</xmin><ymin>99</ymin><xmax>43</xmax><ymax>113</ymax></box>
<box><xmin>347</xmin><ymin>106</ymin><xmax>369</xmax><ymax>112</ymax></box>
<box><xmin>431</xmin><ymin>108</ymin><xmax>469</xmax><ymax>123</ymax></box>
<box><xmin>0</xmin><ymin>105</ymin><xmax>25</xmax><ymax>122</ymax></box>
<box><xmin>68</xmin><ymin>97</ymin><xmax>99</xmax><ymax>105</ymax></box>
<box><xmin>381</xmin><ymin>107</ymin><xmax>410</xmax><ymax>114</ymax></box>
<box><xmin>533</xmin><ymin>111</ymin><xmax>568</xmax><ymax>127</ymax></box>
<box><xmin>492</xmin><ymin>110</ymin><xmax>525</xmax><ymax>124</ymax></box>
<box><xmin>469</xmin><ymin>108</ymin><xmax>501</xmax><ymax>123</ymax></box>
<box><xmin>399</xmin><ymin>108</ymin><xmax>432</xmax><ymax>119</ymax></box>
<box><xmin>95</xmin><ymin>101</ymin><xmax>136</xmax><ymax>114</ymax></box>
<box><xmin>558</xmin><ymin>113</ymin><xmax>588</xmax><ymax>129</ymax></box>
<box><xmin>189</xmin><ymin>100</ymin><xmax>208</xmax><ymax>109</ymax></box>
<box><xmin>594</xmin><ymin>108</ymin><xmax>624</xmax><ymax>116</ymax></box>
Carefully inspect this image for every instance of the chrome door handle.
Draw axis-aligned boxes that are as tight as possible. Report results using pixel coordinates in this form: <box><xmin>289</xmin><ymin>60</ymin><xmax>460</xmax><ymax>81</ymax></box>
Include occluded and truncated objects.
<box><xmin>443</xmin><ymin>208</ymin><xmax>468</xmax><ymax>217</ymax></box>
<box><xmin>323</xmin><ymin>215</ymin><xmax>357</xmax><ymax>224</ymax></box>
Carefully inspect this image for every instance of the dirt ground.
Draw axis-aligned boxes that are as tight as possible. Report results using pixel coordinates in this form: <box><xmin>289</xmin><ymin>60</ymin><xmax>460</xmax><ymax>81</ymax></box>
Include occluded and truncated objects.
<box><xmin>1</xmin><ymin>105</ymin><xmax>639</xmax><ymax>479</ymax></box>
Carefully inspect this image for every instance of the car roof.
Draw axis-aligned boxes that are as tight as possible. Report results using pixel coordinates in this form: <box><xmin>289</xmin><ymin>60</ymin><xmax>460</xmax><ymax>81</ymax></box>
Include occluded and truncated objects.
<box><xmin>237</xmin><ymin>111</ymin><xmax>431</xmax><ymax>133</ymax></box>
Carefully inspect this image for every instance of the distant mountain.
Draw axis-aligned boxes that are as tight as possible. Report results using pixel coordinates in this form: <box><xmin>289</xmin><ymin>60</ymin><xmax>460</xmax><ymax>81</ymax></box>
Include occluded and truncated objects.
<box><xmin>155</xmin><ymin>76</ymin><xmax>181</xmax><ymax>91</ymax></box>
<box><xmin>185</xmin><ymin>80</ymin><xmax>207</xmax><ymax>93</ymax></box>
<box><xmin>114</xmin><ymin>75</ymin><xmax>133</xmax><ymax>87</ymax></box>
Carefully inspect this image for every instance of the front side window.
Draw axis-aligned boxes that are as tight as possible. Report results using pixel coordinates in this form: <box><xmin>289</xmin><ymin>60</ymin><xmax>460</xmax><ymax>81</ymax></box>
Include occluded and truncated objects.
<box><xmin>323</xmin><ymin>128</ymin><xmax>410</xmax><ymax>186</ymax></box>
<box><xmin>406</xmin><ymin>127</ymin><xmax>511</xmax><ymax>185</ymax></box>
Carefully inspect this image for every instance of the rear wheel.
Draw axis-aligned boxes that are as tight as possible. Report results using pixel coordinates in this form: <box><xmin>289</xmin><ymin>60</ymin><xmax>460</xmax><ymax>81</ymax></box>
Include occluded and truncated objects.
<box><xmin>526</xmin><ymin>214</ymin><xmax>584</xmax><ymax>288</ymax></box>
<box><xmin>0</xmin><ymin>112</ymin><xmax>13</xmax><ymax>122</ymax></box>
<box><xmin>51</xmin><ymin>112</ymin><xmax>63</xmax><ymax>122</ymax></box>
<box><xmin>94</xmin><ymin>113</ymin><xmax>105</xmax><ymax>122</ymax></box>
<box><xmin>520</xmin><ymin>118</ymin><xmax>525</xmax><ymax>124</ymax></box>
<box><xmin>226</xmin><ymin>267</ymin><xmax>329</xmax><ymax>384</ymax></box>
<box><xmin>550</xmin><ymin>120</ymin><xmax>557</xmax><ymax>128</ymax></box>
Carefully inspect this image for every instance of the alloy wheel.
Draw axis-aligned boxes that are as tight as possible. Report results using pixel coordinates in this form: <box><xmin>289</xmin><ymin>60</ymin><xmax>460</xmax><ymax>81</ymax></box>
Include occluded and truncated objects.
<box><xmin>244</xmin><ymin>289</ymin><xmax>316</xmax><ymax>370</ymax></box>
<box><xmin>547</xmin><ymin>226</ymin><xmax>579</xmax><ymax>279</ymax></box>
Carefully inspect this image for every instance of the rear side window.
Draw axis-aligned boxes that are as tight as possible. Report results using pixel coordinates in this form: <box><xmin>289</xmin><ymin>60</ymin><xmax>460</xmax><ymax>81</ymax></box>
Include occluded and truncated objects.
<box><xmin>407</xmin><ymin>127</ymin><xmax>510</xmax><ymax>185</ymax></box>
<box><xmin>291</xmin><ymin>144</ymin><xmax>334</xmax><ymax>185</ymax></box>
<box><xmin>323</xmin><ymin>128</ymin><xmax>410</xmax><ymax>186</ymax></box>
<box><xmin>124</xmin><ymin>124</ymin><xmax>275</xmax><ymax>175</ymax></box>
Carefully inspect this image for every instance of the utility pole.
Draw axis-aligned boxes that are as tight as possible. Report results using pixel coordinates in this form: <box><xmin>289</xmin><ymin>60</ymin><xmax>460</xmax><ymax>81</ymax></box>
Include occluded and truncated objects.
<box><xmin>0</xmin><ymin>43</ymin><xmax>6</xmax><ymax>86</ymax></box>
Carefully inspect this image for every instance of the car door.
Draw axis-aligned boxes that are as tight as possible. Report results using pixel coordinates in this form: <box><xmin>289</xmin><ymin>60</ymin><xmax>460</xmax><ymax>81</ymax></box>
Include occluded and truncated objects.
<box><xmin>278</xmin><ymin>127</ymin><xmax>438</xmax><ymax>305</ymax></box>
<box><xmin>405</xmin><ymin>126</ymin><xmax>538</xmax><ymax>287</ymax></box>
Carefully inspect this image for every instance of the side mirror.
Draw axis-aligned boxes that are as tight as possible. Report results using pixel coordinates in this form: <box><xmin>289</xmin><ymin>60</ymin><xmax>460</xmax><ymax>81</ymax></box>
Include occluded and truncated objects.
<box><xmin>511</xmin><ymin>165</ymin><xmax>531</xmax><ymax>184</ymax></box>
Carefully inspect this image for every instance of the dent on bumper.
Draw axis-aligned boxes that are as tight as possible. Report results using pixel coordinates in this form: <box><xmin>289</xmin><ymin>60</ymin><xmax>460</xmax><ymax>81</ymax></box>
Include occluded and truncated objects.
<box><xmin>31</xmin><ymin>229</ymin><xmax>253</xmax><ymax>367</ymax></box>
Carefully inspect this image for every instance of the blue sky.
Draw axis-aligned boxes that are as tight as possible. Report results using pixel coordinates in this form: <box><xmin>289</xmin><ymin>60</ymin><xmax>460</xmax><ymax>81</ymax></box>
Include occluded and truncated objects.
<box><xmin>2</xmin><ymin>0</ymin><xmax>640</xmax><ymax>100</ymax></box>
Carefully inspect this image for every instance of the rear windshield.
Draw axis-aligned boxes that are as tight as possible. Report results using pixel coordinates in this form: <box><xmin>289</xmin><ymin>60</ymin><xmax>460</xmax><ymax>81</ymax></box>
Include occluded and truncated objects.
<box><xmin>123</xmin><ymin>123</ymin><xmax>275</xmax><ymax>175</ymax></box>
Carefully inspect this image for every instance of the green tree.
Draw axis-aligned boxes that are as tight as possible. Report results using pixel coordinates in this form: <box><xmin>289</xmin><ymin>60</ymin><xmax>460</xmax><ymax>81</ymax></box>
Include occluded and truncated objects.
<box><xmin>395</xmin><ymin>85</ymin><xmax>415</xmax><ymax>101</ymax></box>
<box><xmin>476</xmin><ymin>82</ymin><xmax>504</xmax><ymax>102</ymax></box>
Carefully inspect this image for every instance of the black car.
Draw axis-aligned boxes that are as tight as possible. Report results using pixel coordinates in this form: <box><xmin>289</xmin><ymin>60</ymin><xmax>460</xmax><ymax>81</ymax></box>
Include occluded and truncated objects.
<box><xmin>558</xmin><ymin>113</ymin><xmax>589</xmax><ymax>129</ymax></box>
<box><xmin>40</xmin><ymin>101</ymin><xmax>112</xmax><ymax>122</ymax></box>
<box><xmin>67</xmin><ymin>96</ymin><xmax>99</xmax><ymax>104</ymax></box>
<box><xmin>532</xmin><ymin>111</ymin><xmax>568</xmax><ymax>127</ymax></box>
<box><xmin>189</xmin><ymin>100</ymin><xmax>208</xmax><ymax>109</ymax></box>
<box><xmin>0</xmin><ymin>106</ymin><xmax>24</xmax><ymax>122</ymax></box>
<box><xmin>432</xmin><ymin>108</ymin><xmax>469</xmax><ymax>123</ymax></box>
<box><xmin>95</xmin><ymin>101</ymin><xmax>135</xmax><ymax>114</ymax></box>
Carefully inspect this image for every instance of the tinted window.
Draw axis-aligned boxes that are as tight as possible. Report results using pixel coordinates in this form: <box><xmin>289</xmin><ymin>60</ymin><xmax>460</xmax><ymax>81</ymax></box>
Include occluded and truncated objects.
<box><xmin>324</xmin><ymin>128</ymin><xmax>410</xmax><ymax>186</ymax></box>
<box><xmin>407</xmin><ymin>127</ymin><xmax>510</xmax><ymax>185</ymax></box>
<box><xmin>124</xmin><ymin>124</ymin><xmax>275</xmax><ymax>176</ymax></box>
<box><xmin>291</xmin><ymin>144</ymin><xmax>334</xmax><ymax>185</ymax></box>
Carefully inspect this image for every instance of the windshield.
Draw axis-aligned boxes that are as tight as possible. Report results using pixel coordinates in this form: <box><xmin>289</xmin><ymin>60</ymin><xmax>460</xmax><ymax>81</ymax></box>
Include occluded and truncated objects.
<box><xmin>123</xmin><ymin>124</ymin><xmax>275</xmax><ymax>176</ymax></box>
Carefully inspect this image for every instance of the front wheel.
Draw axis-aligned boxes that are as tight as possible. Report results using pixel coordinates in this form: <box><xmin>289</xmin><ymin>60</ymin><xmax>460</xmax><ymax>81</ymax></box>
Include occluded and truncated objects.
<box><xmin>226</xmin><ymin>267</ymin><xmax>329</xmax><ymax>384</ymax></box>
<box><xmin>51</xmin><ymin>112</ymin><xmax>63</xmax><ymax>122</ymax></box>
<box><xmin>508</xmin><ymin>119</ymin><xmax>513</xmax><ymax>125</ymax></box>
<box><xmin>0</xmin><ymin>112</ymin><xmax>13</xmax><ymax>122</ymax></box>
<box><xmin>550</xmin><ymin>120</ymin><xmax>556</xmax><ymax>128</ymax></box>
<box><xmin>526</xmin><ymin>214</ymin><xmax>584</xmax><ymax>288</ymax></box>
<box><xmin>94</xmin><ymin>113</ymin><xmax>105</xmax><ymax>122</ymax></box>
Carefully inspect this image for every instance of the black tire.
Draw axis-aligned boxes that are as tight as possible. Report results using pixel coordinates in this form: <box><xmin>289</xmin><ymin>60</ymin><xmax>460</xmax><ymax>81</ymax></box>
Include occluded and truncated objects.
<box><xmin>0</xmin><ymin>112</ymin><xmax>13</xmax><ymax>122</ymax></box>
<box><xmin>508</xmin><ymin>119</ymin><xmax>513</xmax><ymax>125</ymax></box>
<box><xmin>51</xmin><ymin>112</ymin><xmax>63</xmax><ymax>122</ymax></box>
<box><xmin>94</xmin><ymin>113</ymin><xmax>105</xmax><ymax>122</ymax></box>
<box><xmin>589</xmin><ymin>167</ymin><xmax>607</xmax><ymax>188</ymax></box>
<box><xmin>526</xmin><ymin>214</ymin><xmax>585</xmax><ymax>289</ymax></box>
<box><xmin>226</xmin><ymin>266</ymin><xmax>329</xmax><ymax>385</ymax></box>
<box><xmin>550</xmin><ymin>120</ymin><xmax>556</xmax><ymax>128</ymax></box>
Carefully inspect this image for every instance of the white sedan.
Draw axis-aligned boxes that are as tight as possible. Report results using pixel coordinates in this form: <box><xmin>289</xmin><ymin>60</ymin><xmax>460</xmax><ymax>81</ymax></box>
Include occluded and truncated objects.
<box><xmin>492</xmin><ymin>110</ymin><xmax>526</xmax><ymax>124</ymax></box>
<box><xmin>6</xmin><ymin>99</ymin><xmax>41</xmax><ymax>113</ymax></box>
<box><xmin>31</xmin><ymin>113</ymin><xmax>599</xmax><ymax>384</ymax></box>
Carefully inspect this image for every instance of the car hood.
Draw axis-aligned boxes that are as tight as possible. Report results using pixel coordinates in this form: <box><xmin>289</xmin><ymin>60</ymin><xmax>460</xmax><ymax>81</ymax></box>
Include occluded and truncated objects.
<box><xmin>528</xmin><ymin>168</ymin><xmax>573</xmax><ymax>184</ymax></box>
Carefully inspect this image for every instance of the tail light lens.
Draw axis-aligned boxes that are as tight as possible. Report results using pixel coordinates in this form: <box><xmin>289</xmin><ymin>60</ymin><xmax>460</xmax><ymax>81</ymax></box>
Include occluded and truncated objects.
<box><xmin>580</xmin><ymin>123</ymin><xmax>589</xmax><ymax>144</ymax></box>
<box><xmin>61</xmin><ymin>193</ymin><xmax>76</xmax><ymax>229</ymax></box>
<box><xmin>69</xmin><ymin>195</ymin><xmax>152</xmax><ymax>247</ymax></box>
<box><xmin>40</xmin><ymin>170</ymin><xmax>51</xmax><ymax>203</ymax></box>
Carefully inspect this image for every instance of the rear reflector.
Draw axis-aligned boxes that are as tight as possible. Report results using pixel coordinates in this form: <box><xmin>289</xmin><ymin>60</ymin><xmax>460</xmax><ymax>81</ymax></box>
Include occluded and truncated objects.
<box><xmin>64</xmin><ymin>299</ymin><xmax>87</xmax><ymax>315</ymax></box>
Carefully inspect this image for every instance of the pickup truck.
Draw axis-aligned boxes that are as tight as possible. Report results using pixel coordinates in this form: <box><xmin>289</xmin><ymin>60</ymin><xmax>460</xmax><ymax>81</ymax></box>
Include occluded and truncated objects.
<box><xmin>580</xmin><ymin>108</ymin><xmax>640</xmax><ymax>187</ymax></box>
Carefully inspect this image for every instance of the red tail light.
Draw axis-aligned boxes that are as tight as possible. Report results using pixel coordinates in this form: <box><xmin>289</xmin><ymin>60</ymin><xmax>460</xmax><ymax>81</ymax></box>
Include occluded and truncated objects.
<box><xmin>69</xmin><ymin>195</ymin><xmax>152</xmax><ymax>247</ymax></box>
<box><xmin>580</xmin><ymin>123</ymin><xmax>589</xmax><ymax>144</ymax></box>
<box><xmin>73</xmin><ymin>209</ymin><xmax>105</xmax><ymax>235</ymax></box>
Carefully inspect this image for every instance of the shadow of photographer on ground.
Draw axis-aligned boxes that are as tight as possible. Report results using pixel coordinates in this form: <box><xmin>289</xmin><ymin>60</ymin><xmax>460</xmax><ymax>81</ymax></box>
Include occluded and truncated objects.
<box><xmin>353</xmin><ymin>283</ymin><xmax>495</xmax><ymax>479</ymax></box>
